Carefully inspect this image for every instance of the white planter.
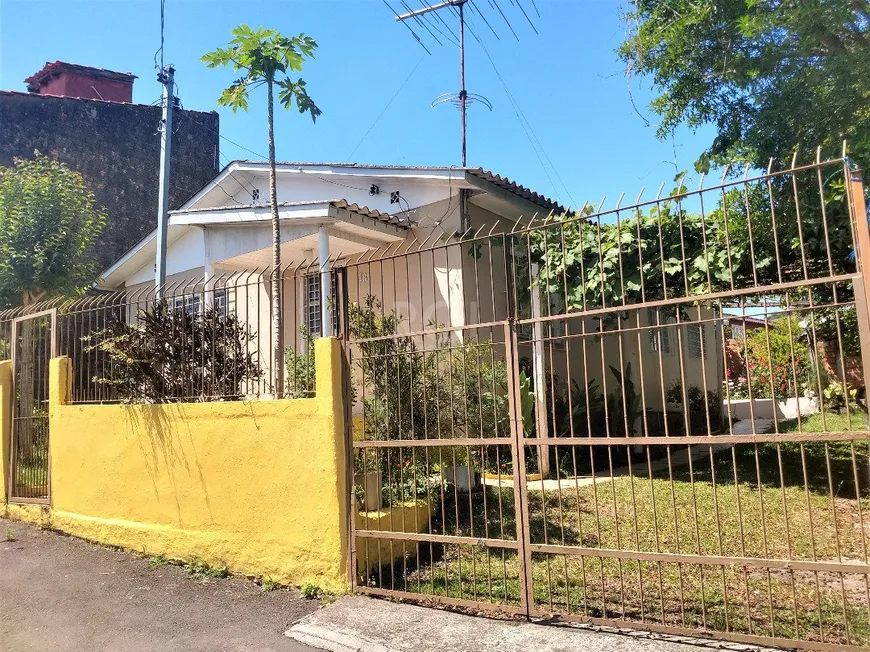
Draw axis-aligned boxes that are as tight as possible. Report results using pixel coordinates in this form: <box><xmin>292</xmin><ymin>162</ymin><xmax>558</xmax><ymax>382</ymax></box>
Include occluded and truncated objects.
<box><xmin>725</xmin><ymin>397</ymin><xmax>819</xmax><ymax>421</ymax></box>
<box><xmin>441</xmin><ymin>465</ymin><xmax>479</xmax><ymax>492</ymax></box>
<box><xmin>358</xmin><ymin>471</ymin><xmax>382</xmax><ymax>512</ymax></box>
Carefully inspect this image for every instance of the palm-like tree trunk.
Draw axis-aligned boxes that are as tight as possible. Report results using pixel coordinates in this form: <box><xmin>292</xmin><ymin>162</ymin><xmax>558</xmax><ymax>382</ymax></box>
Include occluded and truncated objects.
<box><xmin>267</xmin><ymin>80</ymin><xmax>284</xmax><ymax>397</ymax></box>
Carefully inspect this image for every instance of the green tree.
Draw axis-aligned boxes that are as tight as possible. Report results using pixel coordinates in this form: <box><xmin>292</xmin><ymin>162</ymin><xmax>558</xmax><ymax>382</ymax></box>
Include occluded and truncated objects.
<box><xmin>619</xmin><ymin>0</ymin><xmax>870</xmax><ymax>169</ymax></box>
<box><xmin>202</xmin><ymin>24</ymin><xmax>322</xmax><ymax>394</ymax></box>
<box><xmin>0</xmin><ymin>153</ymin><xmax>105</xmax><ymax>307</ymax></box>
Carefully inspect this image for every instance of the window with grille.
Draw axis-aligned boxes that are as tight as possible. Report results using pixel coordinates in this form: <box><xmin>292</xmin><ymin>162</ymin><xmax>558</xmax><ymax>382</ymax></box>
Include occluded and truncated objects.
<box><xmin>305</xmin><ymin>273</ymin><xmax>338</xmax><ymax>336</ymax></box>
<box><xmin>648</xmin><ymin>308</ymin><xmax>674</xmax><ymax>355</ymax></box>
<box><xmin>213</xmin><ymin>289</ymin><xmax>228</xmax><ymax>316</ymax></box>
<box><xmin>731</xmin><ymin>322</ymin><xmax>744</xmax><ymax>340</ymax></box>
<box><xmin>172</xmin><ymin>291</ymin><xmax>229</xmax><ymax>316</ymax></box>
<box><xmin>173</xmin><ymin>294</ymin><xmax>201</xmax><ymax>315</ymax></box>
<box><xmin>687</xmin><ymin>324</ymin><xmax>706</xmax><ymax>358</ymax></box>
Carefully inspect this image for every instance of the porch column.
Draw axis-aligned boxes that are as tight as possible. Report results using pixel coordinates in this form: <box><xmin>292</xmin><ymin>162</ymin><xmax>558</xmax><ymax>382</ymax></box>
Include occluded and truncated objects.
<box><xmin>319</xmin><ymin>225</ymin><xmax>333</xmax><ymax>337</ymax></box>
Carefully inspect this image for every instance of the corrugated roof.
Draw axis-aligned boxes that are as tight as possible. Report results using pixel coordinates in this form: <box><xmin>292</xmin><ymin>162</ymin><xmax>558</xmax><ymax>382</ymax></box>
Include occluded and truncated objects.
<box><xmin>465</xmin><ymin>168</ymin><xmax>564</xmax><ymax>213</ymax></box>
<box><xmin>171</xmin><ymin>199</ymin><xmax>409</xmax><ymax>228</ymax></box>
<box><xmin>25</xmin><ymin>61</ymin><xmax>136</xmax><ymax>91</ymax></box>
<box><xmin>227</xmin><ymin>161</ymin><xmax>567</xmax><ymax>213</ymax></box>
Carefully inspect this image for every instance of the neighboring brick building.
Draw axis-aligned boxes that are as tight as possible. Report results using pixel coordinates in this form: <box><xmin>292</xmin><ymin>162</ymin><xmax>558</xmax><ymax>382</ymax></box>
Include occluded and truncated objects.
<box><xmin>0</xmin><ymin>61</ymin><xmax>220</xmax><ymax>269</ymax></box>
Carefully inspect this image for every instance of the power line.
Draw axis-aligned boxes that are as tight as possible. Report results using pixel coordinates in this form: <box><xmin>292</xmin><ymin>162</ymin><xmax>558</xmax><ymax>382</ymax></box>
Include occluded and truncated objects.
<box><xmin>346</xmin><ymin>55</ymin><xmax>427</xmax><ymax>162</ymax></box>
<box><xmin>188</xmin><ymin>113</ymin><xmax>269</xmax><ymax>160</ymax></box>
<box><xmin>463</xmin><ymin>12</ymin><xmax>574</xmax><ymax>207</ymax></box>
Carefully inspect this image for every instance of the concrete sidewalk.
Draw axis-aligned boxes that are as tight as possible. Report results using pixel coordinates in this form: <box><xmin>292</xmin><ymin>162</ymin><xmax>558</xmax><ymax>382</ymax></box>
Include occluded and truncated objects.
<box><xmin>287</xmin><ymin>596</ymin><xmax>767</xmax><ymax>652</ymax></box>
<box><xmin>0</xmin><ymin>517</ymin><xmax>319</xmax><ymax>652</ymax></box>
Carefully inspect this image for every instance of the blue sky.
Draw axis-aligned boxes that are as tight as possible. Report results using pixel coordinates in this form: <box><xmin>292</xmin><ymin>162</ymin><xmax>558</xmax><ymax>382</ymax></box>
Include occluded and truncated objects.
<box><xmin>0</xmin><ymin>0</ymin><xmax>717</xmax><ymax>209</ymax></box>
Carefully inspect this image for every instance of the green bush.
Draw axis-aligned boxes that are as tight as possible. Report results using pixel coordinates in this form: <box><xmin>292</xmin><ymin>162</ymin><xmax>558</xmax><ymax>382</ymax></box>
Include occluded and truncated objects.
<box><xmin>283</xmin><ymin>326</ymin><xmax>316</xmax><ymax>398</ymax></box>
<box><xmin>667</xmin><ymin>383</ymin><xmax>722</xmax><ymax>434</ymax></box>
<box><xmin>744</xmin><ymin>317</ymin><xmax>811</xmax><ymax>399</ymax></box>
<box><xmin>349</xmin><ymin>296</ymin><xmax>513</xmax><ymax>442</ymax></box>
<box><xmin>86</xmin><ymin>300</ymin><xmax>263</xmax><ymax>402</ymax></box>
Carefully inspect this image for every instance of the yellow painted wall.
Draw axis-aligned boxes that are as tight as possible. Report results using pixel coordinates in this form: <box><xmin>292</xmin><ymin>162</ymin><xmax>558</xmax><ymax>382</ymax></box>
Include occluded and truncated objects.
<box><xmin>5</xmin><ymin>337</ymin><xmax>349</xmax><ymax>592</ymax></box>
<box><xmin>354</xmin><ymin>500</ymin><xmax>434</xmax><ymax>575</ymax></box>
<box><xmin>0</xmin><ymin>360</ymin><xmax>10</xmax><ymax>503</ymax></box>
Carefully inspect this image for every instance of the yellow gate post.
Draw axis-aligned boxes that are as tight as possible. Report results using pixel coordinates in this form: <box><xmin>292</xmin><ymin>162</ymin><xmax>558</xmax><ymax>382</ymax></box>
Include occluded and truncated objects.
<box><xmin>0</xmin><ymin>360</ymin><xmax>12</xmax><ymax>503</ymax></box>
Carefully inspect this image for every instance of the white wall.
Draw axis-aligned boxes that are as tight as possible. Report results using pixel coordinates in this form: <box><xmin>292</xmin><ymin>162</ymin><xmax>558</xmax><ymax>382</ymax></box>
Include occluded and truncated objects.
<box><xmin>197</xmin><ymin>168</ymin><xmax>461</xmax><ymax>223</ymax></box>
<box><xmin>126</xmin><ymin>228</ymin><xmax>205</xmax><ymax>286</ymax></box>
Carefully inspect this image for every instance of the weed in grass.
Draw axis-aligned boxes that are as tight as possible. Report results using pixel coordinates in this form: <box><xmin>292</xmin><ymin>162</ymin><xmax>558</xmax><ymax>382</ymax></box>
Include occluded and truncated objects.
<box><xmin>300</xmin><ymin>583</ymin><xmax>322</xmax><ymax>600</ymax></box>
<box><xmin>147</xmin><ymin>554</ymin><xmax>168</xmax><ymax>569</ymax></box>
<box><xmin>4</xmin><ymin>527</ymin><xmax>15</xmax><ymax>542</ymax></box>
<box><xmin>260</xmin><ymin>578</ymin><xmax>279</xmax><ymax>592</ymax></box>
<box><xmin>184</xmin><ymin>557</ymin><xmax>229</xmax><ymax>579</ymax></box>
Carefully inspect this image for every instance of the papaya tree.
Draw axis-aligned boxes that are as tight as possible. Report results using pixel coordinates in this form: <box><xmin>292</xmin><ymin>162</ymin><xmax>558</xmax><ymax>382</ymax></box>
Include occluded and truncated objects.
<box><xmin>203</xmin><ymin>24</ymin><xmax>322</xmax><ymax>395</ymax></box>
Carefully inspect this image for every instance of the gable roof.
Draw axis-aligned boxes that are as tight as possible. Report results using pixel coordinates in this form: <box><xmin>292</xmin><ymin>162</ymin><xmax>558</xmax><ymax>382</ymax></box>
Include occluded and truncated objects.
<box><xmin>182</xmin><ymin>161</ymin><xmax>567</xmax><ymax>214</ymax></box>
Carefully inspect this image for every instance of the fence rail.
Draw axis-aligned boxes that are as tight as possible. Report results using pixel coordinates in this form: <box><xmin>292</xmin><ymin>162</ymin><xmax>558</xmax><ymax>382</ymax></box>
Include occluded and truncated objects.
<box><xmin>0</xmin><ymin>263</ymin><xmax>333</xmax><ymax>403</ymax></box>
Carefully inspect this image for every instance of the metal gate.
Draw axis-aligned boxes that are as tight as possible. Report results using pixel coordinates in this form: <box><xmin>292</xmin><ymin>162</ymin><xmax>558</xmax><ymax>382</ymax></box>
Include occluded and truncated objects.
<box><xmin>344</xmin><ymin>154</ymin><xmax>870</xmax><ymax>650</ymax></box>
<box><xmin>8</xmin><ymin>309</ymin><xmax>56</xmax><ymax>503</ymax></box>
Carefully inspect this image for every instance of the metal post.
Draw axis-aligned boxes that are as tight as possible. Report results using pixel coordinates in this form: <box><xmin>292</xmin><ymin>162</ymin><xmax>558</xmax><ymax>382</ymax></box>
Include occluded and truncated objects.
<box><xmin>459</xmin><ymin>0</ymin><xmax>467</xmax><ymax>168</ymax></box>
<box><xmin>457</xmin><ymin>0</ymin><xmax>471</xmax><ymax>234</ymax></box>
<box><xmin>846</xmin><ymin>166</ymin><xmax>870</xmax><ymax>430</ymax></box>
<box><xmin>155</xmin><ymin>64</ymin><xmax>175</xmax><ymax>299</ymax></box>
<box><xmin>319</xmin><ymin>225</ymin><xmax>333</xmax><ymax>338</ymax></box>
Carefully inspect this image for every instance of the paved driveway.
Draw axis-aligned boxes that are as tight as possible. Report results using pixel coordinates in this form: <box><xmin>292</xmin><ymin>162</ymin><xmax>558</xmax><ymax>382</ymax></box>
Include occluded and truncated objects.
<box><xmin>0</xmin><ymin>518</ymin><xmax>319</xmax><ymax>652</ymax></box>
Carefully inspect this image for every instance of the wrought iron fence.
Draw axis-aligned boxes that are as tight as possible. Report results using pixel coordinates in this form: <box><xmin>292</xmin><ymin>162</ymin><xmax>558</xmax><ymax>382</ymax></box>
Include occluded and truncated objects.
<box><xmin>0</xmin><ymin>262</ymin><xmax>334</xmax><ymax>404</ymax></box>
<box><xmin>345</xmin><ymin>151</ymin><xmax>870</xmax><ymax>649</ymax></box>
<box><xmin>8</xmin><ymin>310</ymin><xmax>55</xmax><ymax>502</ymax></box>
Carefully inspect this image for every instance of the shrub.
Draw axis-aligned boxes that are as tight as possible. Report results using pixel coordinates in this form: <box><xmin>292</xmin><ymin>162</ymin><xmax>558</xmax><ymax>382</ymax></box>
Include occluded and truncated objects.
<box><xmin>744</xmin><ymin>317</ymin><xmax>811</xmax><ymax>399</ymax></box>
<box><xmin>283</xmin><ymin>326</ymin><xmax>316</xmax><ymax>398</ymax></box>
<box><xmin>348</xmin><ymin>296</ymin><xmax>513</xmax><ymax>442</ymax></box>
<box><xmin>667</xmin><ymin>383</ymin><xmax>722</xmax><ymax>434</ymax></box>
<box><xmin>300</xmin><ymin>583</ymin><xmax>321</xmax><ymax>600</ymax></box>
<box><xmin>822</xmin><ymin>381</ymin><xmax>859</xmax><ymax>411</ymax></box>
<box><xmin>85</xmin><ymin>300</ymin><xmax>263</xmax><ymax>402</ymax></box>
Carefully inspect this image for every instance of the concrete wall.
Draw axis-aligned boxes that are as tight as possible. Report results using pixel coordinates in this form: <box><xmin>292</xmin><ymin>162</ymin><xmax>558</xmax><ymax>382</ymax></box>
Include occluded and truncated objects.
<box><xmin>0</xmin><ymin>90</ymin><xmax>219</xmax><ymax>269</ymax></box>
<box><xmin>2</xmin><ymin>338</ymin><xmax>350</xmax><ymax>592</ymax></box>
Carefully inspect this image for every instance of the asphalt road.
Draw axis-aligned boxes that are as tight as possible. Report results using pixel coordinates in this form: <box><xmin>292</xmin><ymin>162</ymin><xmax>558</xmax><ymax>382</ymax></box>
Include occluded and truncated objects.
<box><xmin>0</xmin><ymin>518</ymin><xmax>320</xmax><ymax>652</ymax></box>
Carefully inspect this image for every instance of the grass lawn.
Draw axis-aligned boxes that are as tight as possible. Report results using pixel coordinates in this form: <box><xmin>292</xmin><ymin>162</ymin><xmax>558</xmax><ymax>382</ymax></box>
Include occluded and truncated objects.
<box><xmin>361</xmin><ymin>410</ymin><xmax>870</xmax><ymax>646</ymax></box>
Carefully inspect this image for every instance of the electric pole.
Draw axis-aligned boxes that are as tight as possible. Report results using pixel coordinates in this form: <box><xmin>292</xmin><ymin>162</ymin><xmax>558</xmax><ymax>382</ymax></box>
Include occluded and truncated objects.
<box><xmin>155</xmin><ymin>64</ymin><xmax>175</xmax><ymax>299</ymax></box>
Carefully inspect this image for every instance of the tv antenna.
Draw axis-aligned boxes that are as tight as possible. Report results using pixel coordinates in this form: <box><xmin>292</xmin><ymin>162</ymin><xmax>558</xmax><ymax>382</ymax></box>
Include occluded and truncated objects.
<box><xmin>393</xmin><ymin>0</ymin><xmax>488</xmax><ymax>167</ymax></box>
<box><xmin>387</xmin><ymin>0</ymin><xmax>539</xmax><ymax>228</ymax></box>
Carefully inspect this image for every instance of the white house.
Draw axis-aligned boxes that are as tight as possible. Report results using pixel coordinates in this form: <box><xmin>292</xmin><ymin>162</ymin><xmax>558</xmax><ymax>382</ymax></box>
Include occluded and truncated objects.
<box><xmin>99</xmin><ymin>160</ymin><xmax>722</xmax><ymax>440</ymax></box>
<box><xmin>100</xmin><ymin>161</ymin><xmax>563</xmax><ymax>334</ymax></box>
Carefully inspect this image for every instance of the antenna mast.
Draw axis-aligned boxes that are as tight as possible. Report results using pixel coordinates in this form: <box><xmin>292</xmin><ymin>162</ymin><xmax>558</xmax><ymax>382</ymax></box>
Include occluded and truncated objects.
<box><xmin>396</xmin><ymin>0</ymin><xmax>472</xmax><ymax>167</ymax></box>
